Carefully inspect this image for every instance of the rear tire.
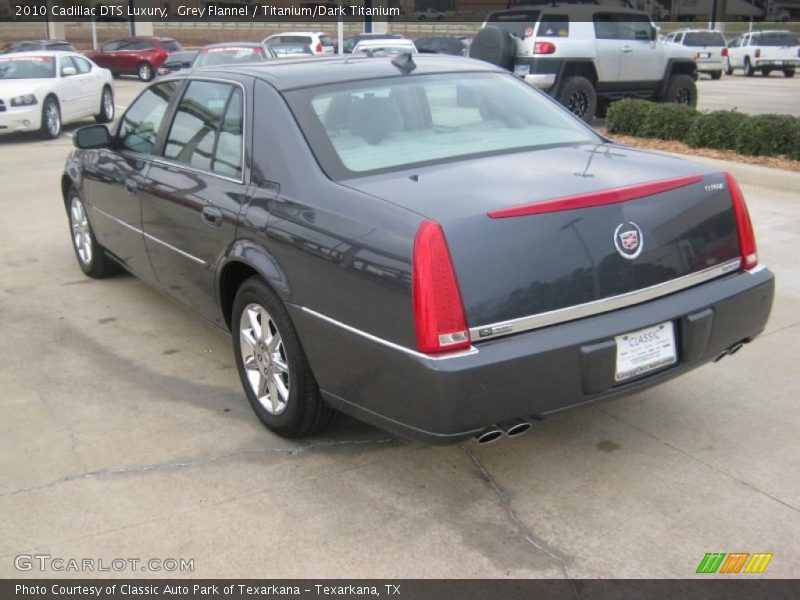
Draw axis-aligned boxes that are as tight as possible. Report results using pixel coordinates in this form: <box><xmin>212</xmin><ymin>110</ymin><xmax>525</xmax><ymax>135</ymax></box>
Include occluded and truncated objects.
<box><xmin>556</xmin><ymin>76</ymin><xmax>597</xmax><ymax>123</ymax></box>
<box><xmin>662</xmin><ymin>73</ymin><xmax>698</xmax><ymax>108</ymax></box>
<box><xmin>784</xmin><ymin>68</ymin><xmax>796</xmax><ymax>78</ymax></box>
<box><xmin>137</xmin><ymin>62</ymin><xmax>154</xmax><ymax>82</ymax></box>
<box><xmin>744</xmin><ymin>57</ymin><xmax>754</xmax><ymax>77</ymax></box>
<box><xmin>710</xmin><ymin>70</ymin><xmax>722</xmax><ymax>80</ymax></box>
<box><xmin>67</xmin><ymin>189</ymin><xmax>117</xmax><ymax>279</ymax></box>
<box><xmin>94</xmin><ymin>86</ymin><xmax>114</xmax><ymax>123</ymax></box>
<box><xmin>761</xmin><ymin>68</ymin><xmax>771</xmax><ymax>77</ymax></box>
<box><xmin>725</xmin><ymin>58</ymin><xmax>734</xmax><ymax>76</ymax></box>
<box><xmin>232</xmin><ymin>277</ymin><xmax>334</xmax><ymax>438</ymax></box>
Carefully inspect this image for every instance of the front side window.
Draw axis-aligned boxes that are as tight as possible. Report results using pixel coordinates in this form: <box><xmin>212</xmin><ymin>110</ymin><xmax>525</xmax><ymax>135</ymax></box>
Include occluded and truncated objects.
<box><xmin>101</xmin><ymin>40</ymin><xmax>124</xmax><ymax>52</ymax></box>
<box><xmin>118</xmin><ymin>81</ymin><xmax>178</xmax><ymax>154</ymax></box>
<box><xmin>287</xmin><ymin>72</ymin><xmax>598</xmax><ymax>179</ymax></box>
<box><xmin>616</xmin><ymin>15</ymin><xmax>652</xmax><ymax>41</ymax></box>
<box><xmin>164</xmin><ymin>81</ymin><xmax>243</xmax><ymax>178</ymax></box>
<box><xmin>73</xmin><ymin>56</ymin><xmax>92</xmax><ymax>74</ymax></box>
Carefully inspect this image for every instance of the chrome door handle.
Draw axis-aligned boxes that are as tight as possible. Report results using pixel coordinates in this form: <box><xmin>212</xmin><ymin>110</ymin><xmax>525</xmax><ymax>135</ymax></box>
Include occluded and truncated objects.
<box><xmin>124</xmin><ymin>178</ymin><xmax>137</xmax><ymax>194</ymax></box>
<box><xmin>621</xmin><ymin>45</ymin><xmax>633</xmax><ymax>53</ymax></box>
<box><xmin>201</xmin><ymin>206</ymin><xmax>223</xmax><ymax>227</ymax></box>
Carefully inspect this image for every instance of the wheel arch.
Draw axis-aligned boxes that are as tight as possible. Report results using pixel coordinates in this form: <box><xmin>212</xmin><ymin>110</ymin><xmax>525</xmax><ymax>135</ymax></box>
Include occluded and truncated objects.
<box><xmin>553</xmin><ymin>60</ymin><xmax>598</xmax><ymax>96</ymax></box>
<box><xmin>216</xmin><ymin>241</ymin><xmax>291</xmax><ymax>332</ymax></box>
<box><xmin>658</xmin><ymin>59</ymin><xmax>697</xmax><ymax>95</ymax></box>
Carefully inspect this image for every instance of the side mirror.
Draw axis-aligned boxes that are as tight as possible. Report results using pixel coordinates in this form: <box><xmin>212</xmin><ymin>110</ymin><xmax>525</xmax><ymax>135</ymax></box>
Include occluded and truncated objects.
<box><xmin>74</xmin><ymin>124</ymin><xmax>111</xmax><ymax>149</ymax></box>
<box><xmin>61</xmin><ymin>66</ymin><xmax>77</xmax><ymax>77</ymax></box>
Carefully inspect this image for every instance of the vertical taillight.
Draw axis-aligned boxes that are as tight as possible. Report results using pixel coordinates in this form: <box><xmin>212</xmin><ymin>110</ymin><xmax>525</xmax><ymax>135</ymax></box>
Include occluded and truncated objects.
<box><xmin>721</xmin><ymin>47</ymin><xmax>729</xmax><ymax>57</ymax></box>
<box><xmin>724</xmin><ymin>172</ymin><xmax>758</xmax><ymax>270</ymax></box>
<box><xmin>412</xmin><ymin>221</ymin><xmax>470</xmax><ymax>354</ymax></box>
<box><xmin>315</xmin><ymin>42</ymin><xmax>323</xmax><ymax>53</ymax></box>
<box><xmin>755</xmin><ymin>48</ymin><xmax>761</xmax><ymax>58</ymax></box>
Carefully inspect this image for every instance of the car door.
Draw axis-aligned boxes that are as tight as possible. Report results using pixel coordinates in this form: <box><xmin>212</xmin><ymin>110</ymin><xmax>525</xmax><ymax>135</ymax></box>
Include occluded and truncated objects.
<box><xmin>593</xmin><ymin>13</ymin><xmax>622</xmax><ymax>83</ymax></box>
<box><xmin>616</xmin><ymin>14</ymin><xmax>662</xmax><ymax>84</ymax></box>
<box><xmin>64</xmin><ymin>56</ymin><xmax>98</xmax><ymax>116</ymax></box>
<box><xmin>82</xmin><ymin>81</ymin><xmax>180</xmax><ymax>286</ymax></box>
<box><xmin>56</xmin><ymin>56</ymin><xmax>84</xmax><ymax>121</ymax></box>
<box><xmin>140</xmin><ymin>79</ymin><xmax>248</xmax><ymax>325</ymax></box>
<box><xmin>95</xmin><ymin>40</ymin><xmax>123</xmax><ymax>70</ymax></box>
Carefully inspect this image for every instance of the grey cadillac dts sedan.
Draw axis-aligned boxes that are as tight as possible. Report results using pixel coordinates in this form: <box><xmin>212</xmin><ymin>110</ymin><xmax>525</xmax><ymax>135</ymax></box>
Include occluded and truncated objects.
<box><xmin>61</xmin><ymin>55</ymin><xmax>774</xmax><ymax>444</ymax></box>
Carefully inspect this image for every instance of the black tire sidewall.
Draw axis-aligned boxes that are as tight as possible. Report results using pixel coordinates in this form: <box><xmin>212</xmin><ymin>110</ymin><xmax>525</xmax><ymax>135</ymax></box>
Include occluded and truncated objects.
<box><xmin>95</xmin><ymin>87</ymin><xmax>114</xmax><ymax>123</ymax></box>
<box><xmin>665</xmin><ymin>74</ymin><xmax>697</xmax><ymax>107</ymax></box>
<box><xmin>232</xmin><ymin>277</ymin><xmax>320</xmax><ymax>437</ymax></box>
<box><xmin>40</xmin><ymin>97</ymin><xmax>60</xmax><ymax>139</ymax></box>
<box><xmin>557</xmin><ymin>76</ymin><xmax>597</xmax><ymax>123</ymax></box>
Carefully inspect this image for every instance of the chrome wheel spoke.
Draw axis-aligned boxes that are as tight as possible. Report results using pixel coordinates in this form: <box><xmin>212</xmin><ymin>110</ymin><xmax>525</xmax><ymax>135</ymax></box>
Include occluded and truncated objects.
<box><xmin>266</xmin><ymin>378</ymin><xmax>281</xmax><ymax>412</ymax></box>
<box><xmin>239</xmin><ymin>302</ymin><xmax>290</xmax><ymax>416</ymax></box>
<box><xmin>257</xmin><ymin>373</ymin><xmax>269</xmax><ymax>399</ymax></box>
<box><xmin>271</xmin><ymin>372</ymin><xmax>289</xmax><ymax>402</ymax></box>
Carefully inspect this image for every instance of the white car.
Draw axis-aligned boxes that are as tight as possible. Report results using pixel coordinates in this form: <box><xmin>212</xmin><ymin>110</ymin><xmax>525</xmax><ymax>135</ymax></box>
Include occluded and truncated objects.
<box><xmin>664</xmin><ymin>29</ymin><xmax>728</xmax><ymax>80</ymax></box>
<box><xmin>0</xmin><ymin>51</ymin><xmax>114</xmax><ymax>139</ymax></box>
<box><xmin>726</xmin><ymin>30</ymin><xmax>800</xmax><ymax>78</ymax></box>
<box><xmin>352</xmin><ymin>39</ymin><xmax>418</xmax><ymax>56</ymax></box>
<box><xmin>412</xmin><ymin>8</ymin><xmax>446</xmax><ymax>20</ymax></box>
<box><xmin>263</xmin><ymin>32</ymin><xmax>335</xmax><ymax>56</ymax></box>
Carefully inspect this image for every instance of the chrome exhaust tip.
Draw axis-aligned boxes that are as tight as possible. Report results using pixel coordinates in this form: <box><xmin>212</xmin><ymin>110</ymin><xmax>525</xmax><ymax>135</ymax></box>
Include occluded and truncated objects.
<box><xmin>728</xmin><ymin>342</ymin><xmax>745</xmax><ymax>355</ymax></box>
<box><xmin>475</xmin><ymin>427</ymin><xmax>503</xmax><ymax>444</ymax></box>
<box><xmin>499</xmin><ymin>418</ymin><xmax>532</xmax><ymax>438</ymax></box>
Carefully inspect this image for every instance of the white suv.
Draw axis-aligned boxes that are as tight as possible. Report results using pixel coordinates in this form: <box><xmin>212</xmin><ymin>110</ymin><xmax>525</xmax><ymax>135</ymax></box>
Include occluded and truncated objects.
<box><xmin>664</xmin><ymin>29</ymin><xmax>727</xmax><ymax>80</ymax></box>
<box><xmin>725</xmin><ymin>30</ymin><xmax>799</xmax><ymax>78</ymax></box>
<box><xmin>263</xmin><ymin>32</ymin><xmax>335</xmax><ymax>56</ymax></box>
<box><xmin>469</xmin><ymin>5</ymin><xmax>697</xmax><ymax>122</ymax></box>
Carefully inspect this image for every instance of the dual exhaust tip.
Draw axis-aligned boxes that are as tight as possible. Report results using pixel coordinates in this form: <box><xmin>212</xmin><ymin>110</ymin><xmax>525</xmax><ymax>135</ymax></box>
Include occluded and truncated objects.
<box><xmin>475</xmin><ymin>418</ymin><xmax>532</xmax><ymax>444</ymax></box>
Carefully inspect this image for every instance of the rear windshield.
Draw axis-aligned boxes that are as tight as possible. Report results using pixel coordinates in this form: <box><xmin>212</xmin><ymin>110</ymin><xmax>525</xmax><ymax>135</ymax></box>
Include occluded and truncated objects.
<box><xmin>194</xmin><ymin>46</ymin><xmax>266</xmax><ymax>67</ymax></box>
<box><xmin>161</xmin><ymin>40</ymin><xmax>182</xmax><ymax>52</ymax></box>
<box><xmin>287</xmin><ymin>72</ymin><xmax>597</xmax><ymax>179</ymax></box>
<box><xmin>487</xmin><ymin>10</ymin><xmax>541</xmax><ymax>38</ymax></box>
<box><xmin>683</xmin><ymin>32</ymin><xmax>726</xmax><ymax>47</ymax></box>
<box><xmin>0</xmin><ymin>55</ymin><xmax>56</xmax><ymax>79</ymax></box>
<box><xmin>755</xmin><ymin>32</ymin><xmax>799</xmax><ymax>46</ymax></box>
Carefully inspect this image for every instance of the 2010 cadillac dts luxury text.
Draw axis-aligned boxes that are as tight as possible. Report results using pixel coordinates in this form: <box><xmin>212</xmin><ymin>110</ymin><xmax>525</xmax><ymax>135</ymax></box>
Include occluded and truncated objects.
<box><xmin>61</xmin><ymin>55</ymin><xmax>774</xmax><ymax>444</ymax></box>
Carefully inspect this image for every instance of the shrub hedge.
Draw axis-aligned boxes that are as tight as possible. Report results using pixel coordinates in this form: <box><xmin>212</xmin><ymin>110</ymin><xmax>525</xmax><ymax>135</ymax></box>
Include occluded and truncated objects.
<box><xmin>606</xmin><ymin>99</ymin><xmax>800</xmax><ymax>161</ymax></box>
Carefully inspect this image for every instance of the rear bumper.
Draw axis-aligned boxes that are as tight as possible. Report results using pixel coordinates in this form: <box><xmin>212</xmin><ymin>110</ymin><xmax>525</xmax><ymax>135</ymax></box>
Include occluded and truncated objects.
<box><xmin>755</xmin><ymin>59</ymin><xmax>800</xmax><ymax>68</ymax></box>
<box><xmin>696</xmin><ymin>60</ymin><xmax>724</xmax><ymax>72</ymax></box>
<box><xmin>290</xmin><ymin>266</ymin><xmax>774</xmax><ymax>444</ymax></box>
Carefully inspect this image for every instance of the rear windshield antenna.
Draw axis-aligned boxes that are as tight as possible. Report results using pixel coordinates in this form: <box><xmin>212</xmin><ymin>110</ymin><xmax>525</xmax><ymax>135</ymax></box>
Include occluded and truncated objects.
<box><xmin>391</xmin><ymin>52</ymin><xmax>416</xmax><ymax>74</ymax></box>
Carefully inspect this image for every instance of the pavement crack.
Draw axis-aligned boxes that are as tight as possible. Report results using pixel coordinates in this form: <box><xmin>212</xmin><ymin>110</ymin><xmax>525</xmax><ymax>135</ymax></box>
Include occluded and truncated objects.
<box><xmin>761</xmin><ymin>319</ymin><xmax>800</xmax><ymax>339</ymax></box>
<box><xmin>598</xmin><ymin>408</ymin><xmax>800</xmax><ymax>515</ymax></box>
<box><xmin>0</xmin><ymin>437</ymin><xmax>398</xmax><ymax>499</ymax></box>
<box><xmin>460</xmin><ymin>444</ymin><xmax>575</xmax><ymax>585</ymax></box>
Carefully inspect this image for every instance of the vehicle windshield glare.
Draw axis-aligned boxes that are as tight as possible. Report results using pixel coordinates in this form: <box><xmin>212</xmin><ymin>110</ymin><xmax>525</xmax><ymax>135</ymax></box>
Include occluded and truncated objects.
<box><xmin>0</xmin><ymin>56</ymin><xmax>56</xmax><ymax>79</ymax></box>
<box><xmin>288</xmin><ymin>72</ymin><xmax>598</xmax><ymax>178</ymax></box>
<box><xmin>194</xmin><ymin>46</ymin><xmax>266</xmax><ymax>67</ymax></box>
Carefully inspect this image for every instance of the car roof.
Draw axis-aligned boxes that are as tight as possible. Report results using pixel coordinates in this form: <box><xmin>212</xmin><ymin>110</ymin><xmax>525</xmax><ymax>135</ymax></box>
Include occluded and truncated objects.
<box><xmin>185</xmin><ymin>55</ymin><xmax>501</xmax><ymax>90</ymax></box>
<box><xmin>0</xmin><ymin>50</ymin><xmax>84</xmax><ymax>57</ymax></box>
<box><xmin>9</xmin><ymin>39</ymin><xmax>71</xmax><ymax>44</ymax></box>
<box><xmin>203</xmin><ymin>42</ymin><xmax>264</xmax><ymax>48</ymax></box>
<box><xmin>355</xmin><ymin>39</ymin><xmax>415</xmax><ymax>46</ymax></box>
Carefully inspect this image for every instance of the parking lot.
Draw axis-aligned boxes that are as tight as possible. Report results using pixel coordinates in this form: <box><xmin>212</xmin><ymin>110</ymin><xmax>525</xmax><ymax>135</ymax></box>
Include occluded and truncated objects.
<box><xmin>1</xmin><ymin>72</ymin><xmax>800</xmax><ymax>579</ymax></box>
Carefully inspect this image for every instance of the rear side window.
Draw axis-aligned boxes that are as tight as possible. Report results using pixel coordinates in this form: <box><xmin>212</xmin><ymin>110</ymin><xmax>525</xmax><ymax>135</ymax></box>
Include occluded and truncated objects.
<box><xmin>593</xmin><ymin>13</ymin><xmax>651</xmax><ymax>41</ymax></box>
<box><xmin>164</xmin><ymin>81</ymin><xmax>243</xmax><ymax>178</ymax></box>
<box><xmin>101</xmin><ymin>40</ymin><xmax>124</xmax><ymax>52</ymax></box>
<box><xmin>118</xmin><ymin>82</ymin><xmax>178</xmax><ymax>154</ymax></box>
<box><xmin>73</xmin><ymin>56</ymin><xmax>92</xmax><ymax>74</ymax></box>
<box><xmin>48</xmin><ymin>43</ymin><xmax>75</xmax><ymax>51</ymax></box>
<box><xmin>127</xmin><ymin>40</ymin><xmax>156</xmax><ymax>51</ymax></box>
<box><xmin>683</xmin><ymin>32</ymin><xmax>726</xmax><ymax>47</ymax></box>
<box><xmin>278</xmin><ymin>35</ymin><xmax>312</xmax><ymax>45</ymax></box>
<box><xmin>537</xmin><ymin>15</ymin><xmax>569</xmax><ymax>38</ymax></box>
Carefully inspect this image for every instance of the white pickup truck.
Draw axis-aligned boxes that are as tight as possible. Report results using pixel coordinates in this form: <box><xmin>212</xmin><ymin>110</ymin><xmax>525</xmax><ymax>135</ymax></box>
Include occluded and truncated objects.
<box><xmin>726</xmin><ymin>30</ymin><xmax>800</xmax><ymax>78</ymax></box>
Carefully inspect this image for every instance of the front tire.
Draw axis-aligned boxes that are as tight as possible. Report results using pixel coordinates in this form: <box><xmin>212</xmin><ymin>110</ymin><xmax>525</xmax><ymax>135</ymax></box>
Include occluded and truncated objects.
<box><xmin>784</xmin><ymin>68</ymin><xmax>796</xmax><ymax>78</ymax></box>
<box><xmin>761</xmin><ymin>68</ymin><xmax>772</xmax><ymax>77</ymax></box>
<box><xmin>557</xmin><ymin>75</ymin><xmax>597</xmax><ymax>123</ymax></box>
<box><xmin>232</xmin><ymin>277</ymin><xmax>334</xmax><ymax>438</ymax></box>
<box><xmin>94</xmin><ymin>86</ymin><xmax>114</xmax><ymax>123</ymax></box>
<box><xmin>710</xmin><ymin>70</ymin><xmax>722</xmax><ymax>80</ymax></box>
<box><xmin>67</xmin><ymin>191</ymin><xmax>117</xmax><ymax>278</ymax></box>
<box><xmin>40</xmin><ymin>96</ymin><xmax>61</xmax><ymax>139</ymax></box>
<box><xmin>137</xmin><ymin>62</ymin><xmax>154</xmax><ymax>82</ymax></box>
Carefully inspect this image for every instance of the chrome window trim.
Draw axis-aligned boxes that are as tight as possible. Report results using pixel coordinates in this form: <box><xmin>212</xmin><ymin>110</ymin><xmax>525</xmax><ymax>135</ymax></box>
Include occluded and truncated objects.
<box><xmin>298</xmin><ymin>306</ymin><xmax>479</xmax><ymax>361</ymax></box>
<box><xmin>159</xmin><ymin>76</ymin><xmax>248</xmax><ymax>185</ymax></box>
<box><xmin>92</xmin><ymin>206</ymin><xmax>206</xmax><ymax>266</ymax></box>
<box><xmin>469</xmin><ymin>259</ymin><xmax>742</xmax><ymax>342</ymax></box>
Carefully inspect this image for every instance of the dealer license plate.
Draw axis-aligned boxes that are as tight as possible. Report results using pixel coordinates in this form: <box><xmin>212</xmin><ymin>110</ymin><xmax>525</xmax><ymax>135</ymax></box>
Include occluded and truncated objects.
<box><xmin>614</xmin><ymin>321</ymin><xmax>677</xmax><ymax>382</ymax></box>
<box><xmin>514</xmin><ymin>63</ymin><xmax>530</xmax><ymax>76</ymax></box>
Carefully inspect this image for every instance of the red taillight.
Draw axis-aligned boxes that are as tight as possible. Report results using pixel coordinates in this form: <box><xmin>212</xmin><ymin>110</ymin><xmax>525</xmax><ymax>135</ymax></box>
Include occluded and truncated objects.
<box><xmin>315</xmin><ymin>42</ymin><xmax>323</xmax><ymax>53</ymax></box>
<box><xmin>412</xmin><ymin>221</ymin><xmax>470</xmax><ymax>354</ymax></box>
<box><xmin>534</xmin><ymin>41</ymin><xmax>556</xmax><ymax>55</ymax></box>
<box><xmin>721</xmin><ymin>47</ymin><xmax>728</xmax><ymax>57</ymax></box>
<box><xmin>724</xmin><ymin>172</ymin><xmax>758</xmax><ymax>270</ymax></box>
<box><xmin>755</xmin><ymin>48</ymin><xmax>761</xmax><ymax>58</ymax></box>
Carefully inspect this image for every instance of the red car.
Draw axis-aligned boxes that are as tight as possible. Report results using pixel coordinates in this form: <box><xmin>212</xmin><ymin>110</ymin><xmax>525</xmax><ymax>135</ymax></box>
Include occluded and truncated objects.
<box><xmin>85</xmin><ymin>37</ymin><xmax>182</xmax><ymax>81</ymax></box>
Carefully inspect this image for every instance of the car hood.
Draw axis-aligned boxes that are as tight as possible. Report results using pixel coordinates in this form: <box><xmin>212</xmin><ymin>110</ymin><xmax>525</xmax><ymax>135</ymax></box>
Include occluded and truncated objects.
<box><xmin>0</xmin><ymin>79</ymin><xmax>53</xmax><ymax>98</ymax></box>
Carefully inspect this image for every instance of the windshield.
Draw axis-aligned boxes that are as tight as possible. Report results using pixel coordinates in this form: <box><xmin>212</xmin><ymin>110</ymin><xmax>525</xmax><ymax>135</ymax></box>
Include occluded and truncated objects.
<box><xmin>756</xmin><ymin>32</ymin><xmax>799</xmax><ymax>47</ymax></box>
<box><xmin>0</xmin><ymin>56</ymin><xmax>56</xmax><ymax>79</ymax></box>
<box><xmin>683</xmin><ymin>32</ymin><xmax>726</xmax><ymax>47</ymax></box>
<box><xmin>487</xmin><ymin>10</ymin><xmax>541</xmax><ymax>38</ymax></box>
<box><xmin>287</xmin><ymin>72</ymin><xmax>598</xmax><ymax>179</ymax></box>
<box><xmin>194</xmin><ymin>46</ymin><xmax>267</xmax><ymax>67</ymax></box>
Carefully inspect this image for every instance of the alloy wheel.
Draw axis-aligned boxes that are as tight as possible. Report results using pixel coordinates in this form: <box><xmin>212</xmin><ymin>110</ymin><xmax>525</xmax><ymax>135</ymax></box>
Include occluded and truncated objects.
<box><xmin>567</xmin><ymin>90</ymin><xmax>589</xmax><ymax>118</ymax></box>
<box><xmin>239</xmin><ymin>303</ymin><xmax>290</xmax><ymax>415</ymax></box>
<box><xmin>675</xmin><ymin>87</ymin><xmax>692</xmax><ymax>105</ymax></box>
<box><xmin>70</xmin><ymin>197</ymin><xmax>93</xmax><ymax>266</ymax></box>
<box><xmin>103</xmin><ymin>89</ymin><xmax>114</xmax><ymax>120</ymax></box>
<box><xmin>139</xmin><ymin>63</ymin><xmax>152</xmax><ymax>81</ymax></box>
<box><xmin>46</xmin><ymin>101</ymin><xmax>61</xmax><ymax>137</ymax></box>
